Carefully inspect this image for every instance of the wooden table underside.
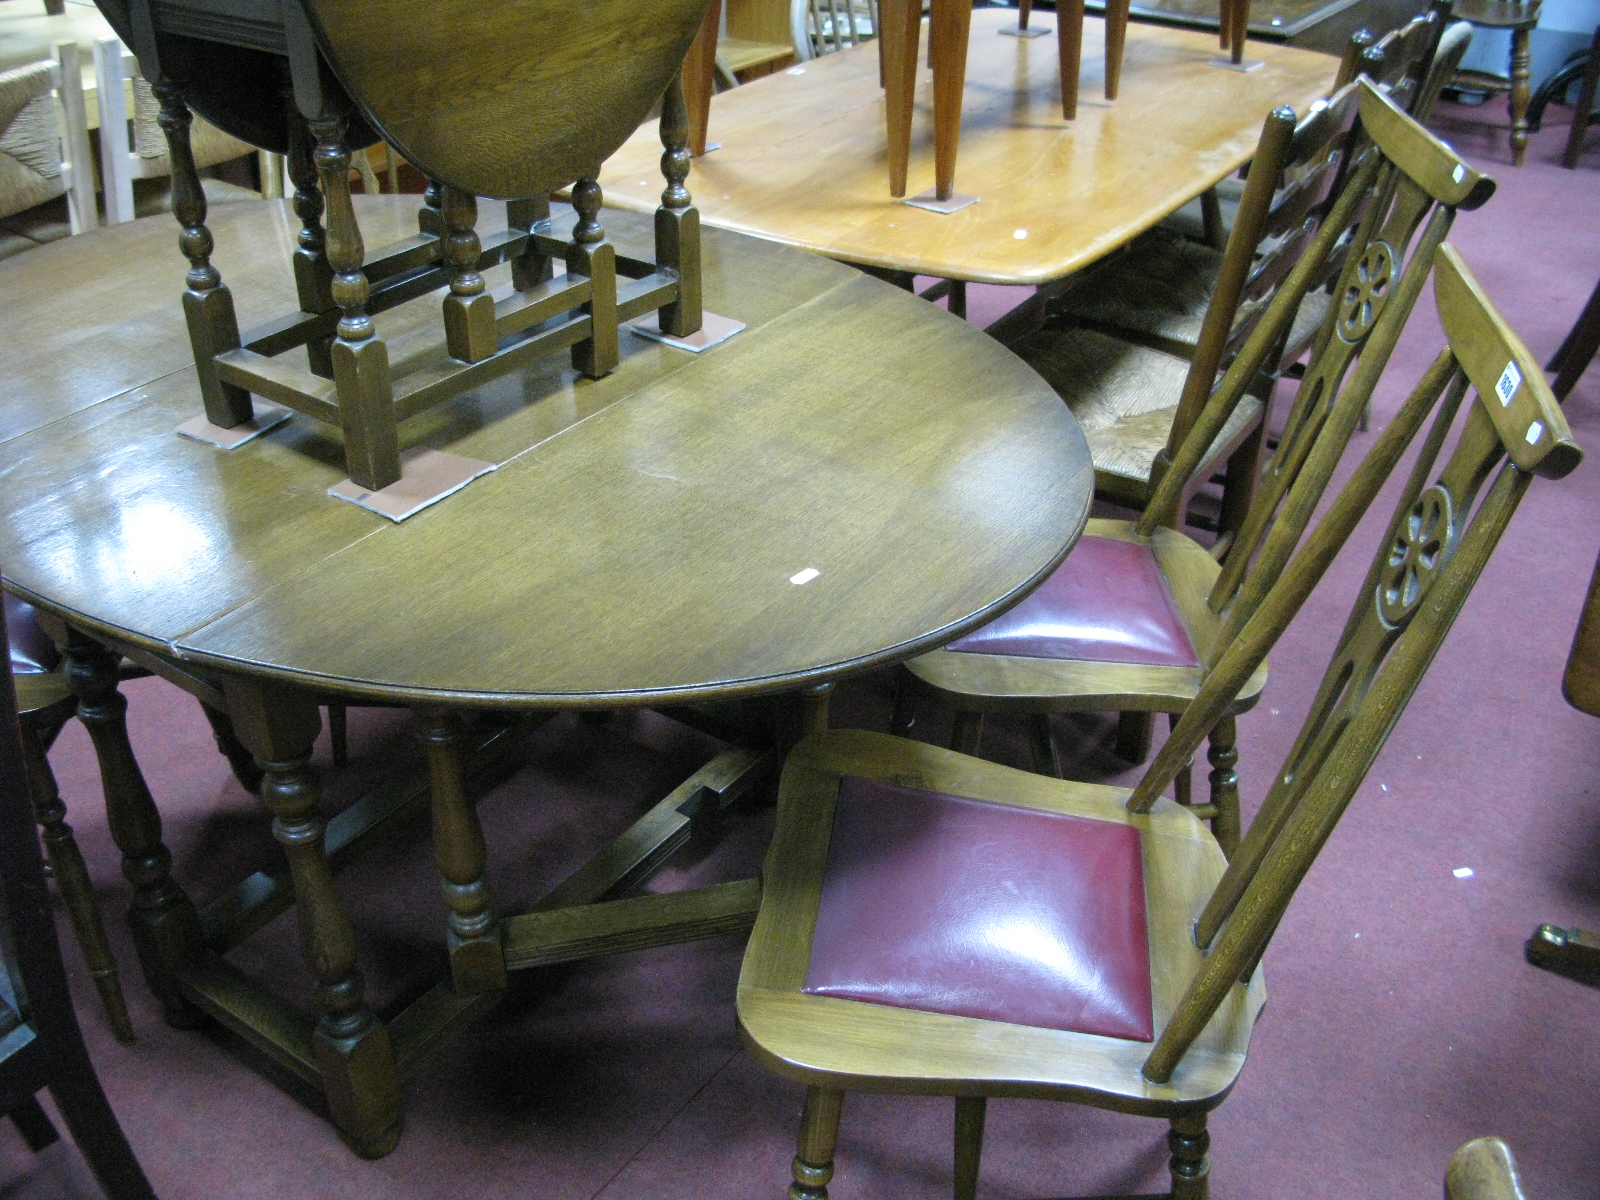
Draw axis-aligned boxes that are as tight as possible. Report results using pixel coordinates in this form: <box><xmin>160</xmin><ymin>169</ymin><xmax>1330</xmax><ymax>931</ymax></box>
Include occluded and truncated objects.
<box><xmin>0</xmin><ymin>196</ymin><xmax>1091</xmax><ymax>1155</ymax></box>
<box><xmin>598</xmin><ymin>8</ymin><xmax>1339</xmax><ymax>285</ymax></box>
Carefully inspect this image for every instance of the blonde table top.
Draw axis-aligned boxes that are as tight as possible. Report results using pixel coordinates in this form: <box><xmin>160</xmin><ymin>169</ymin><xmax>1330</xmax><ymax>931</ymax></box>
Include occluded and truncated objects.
<box><xmin>597</xmin><ymin>7</ymin><xmax>1340</xmax><ymax>285</ymax></box>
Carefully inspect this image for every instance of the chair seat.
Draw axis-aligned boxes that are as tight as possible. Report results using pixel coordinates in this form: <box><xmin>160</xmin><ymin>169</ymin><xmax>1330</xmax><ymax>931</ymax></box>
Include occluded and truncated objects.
<box><xmin>1010</xmin><ymin>324</ymin><xmax>1264</xmax><ymax>496</ymax></box>
<box><xmin>737</xmin><ymin>730</ymin><xmax>1267</xmax><ymax>1110</ymax></box>
<box><xmin>946</xmin><ymin>533</ymin><xmax>1199</xmax><ymax>667</ymax></box>
<box><xmin>904</xmin><ymin>519</ymin><xmax>1269</xmax><ymax>715</ymax></box>
<box><xmin>5</xmin><ymin>595</ymin><xmax>58</xmax><ymax>675</ymax></box>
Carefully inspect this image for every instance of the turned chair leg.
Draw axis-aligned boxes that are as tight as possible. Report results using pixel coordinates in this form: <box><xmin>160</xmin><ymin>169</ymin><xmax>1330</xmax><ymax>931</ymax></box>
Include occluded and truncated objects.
<box><xmin>1207</xmin><ymin>716</ymin><xmax>1240</xmax><ymax>857</ymax></box>
<box><xmin>950</xmin><ymin>711</ymin><xmax>984</xmax><ymax>755</ymax></box>
<box><xmin>1509</xmin><ymin>24</ymin><xmax>1532</xmax><ymax>167</ymax></box>
<box><xmin>1169</xmin><ymin>1113</ymin><xmax>1210</xmax><ymax>1200</ymax></box>
<box><xmin>953</xmin><ymin>1096</ymin><xmax>986</xmax><ymax>1200</ymax></box>
<box><xmin>790</xmin><ymin>1087</ymin><xmax>845</xmax><ymax>1200</ymax></box>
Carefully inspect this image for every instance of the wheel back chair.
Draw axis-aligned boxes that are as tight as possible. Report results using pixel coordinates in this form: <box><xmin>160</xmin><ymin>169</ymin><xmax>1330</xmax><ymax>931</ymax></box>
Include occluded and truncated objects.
<box><xmin>737</xmin><ymin>239</ymin><xmax>1581</xmax><ymax>1200</ymax></box>
<box><xmin>0</xmin><ymin>590</ymin><xmax>158</xmax><ymax>1199</ymax></box>
<box><xmin>898</xmin><ymin>80</ymin><xmax>1496</xmax><ymax>856</ymax></box>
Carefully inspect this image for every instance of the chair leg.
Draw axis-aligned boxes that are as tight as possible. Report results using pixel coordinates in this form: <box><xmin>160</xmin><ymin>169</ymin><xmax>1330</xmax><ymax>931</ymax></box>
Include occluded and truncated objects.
<box><xmin>19</xmin><ymin>720</ymin><xmax>135</xmax><ymax>1044</ymax></box>
<box><xmin>1169</xmin><ymin>713</ymin><xmax>1193</xmax><ymax>806</ymax></box>
<box><xmin>1028</xmin><ymin>714</ymin><xmax>1062</xmax><ymax>778</ymax></box>
<box><xmin>328</xmin><ymin>702</ymin><xmax>349</xmax><ymax>768</ymax></box>
<box><xmin>1056</xmin><ymin>0</ymin><xmax>1084</xmax><ymax>120</ymax></box>
<box><xmin>889</xmin><ymin>673</ymin><xmax>917</xmax><ymax>737</ymax></box>
<box><xmin>1549</xmin><ymin>276</ymin><xmax>1600</xmax><ymax>401</ymax></box>
<box><xmin>791</xmin><ymin>1087</ymin><xmax>845</xmax><ymax>1200</ymax></box>
<box><xmin>1199</xmin><ymin>187</ymin><xmax>1224</xmax><ymax>250</ymax></box>
<box><xmin>951</xmin><ymin>712</ymin><xmax>984</xmax><ymax>755</ymax></box>
<box><xmin>1168</xmin><ymin>1113</ymin><xmax>1210</xmax><ymax>1200</ymax></box>
<box><xmin>1207</xmin><ymin>716</ymin><xmax>1240</xmax><ymax>858</ymax></box>
<box><xmin>1509</xmin><ymin>25</ymin><xmax>1532</xmax><ymax>166</ymax></box>
<box><xmin>9</xmin><ymin>1096</ymin><xmax>60</xmax><ymax>1153</ymax></box>
<box><xmin>953</xmin><ymin>1096</ymin><xmax>986</xmax><ymax>1200</ymax></box>
<box><xmin>200</xmin><ymin>701</ymin><xmax>265</xmax><ymax>794</ymax></box>
<box><xmin>1113</xmin><ymin>710</ymin><xmax>1153</xmax><ymax>763</ymax></box>
<box><xmin>1563</xmin><ymin>38</ymin><xmax>1600</xmax><ymax>169</ymax></box>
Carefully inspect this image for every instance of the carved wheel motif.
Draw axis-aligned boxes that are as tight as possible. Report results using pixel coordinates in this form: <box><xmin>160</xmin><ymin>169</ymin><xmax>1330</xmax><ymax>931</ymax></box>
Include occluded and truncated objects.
<box><xmin>1337</xmin><ymin>241</ymin><xmax>1397</xmax><ymax>343</ymax></box>
<box><xmin>1378</xmin><ymin>484</ymin><xmax>1454</xmax><ymax>628</ymax></box>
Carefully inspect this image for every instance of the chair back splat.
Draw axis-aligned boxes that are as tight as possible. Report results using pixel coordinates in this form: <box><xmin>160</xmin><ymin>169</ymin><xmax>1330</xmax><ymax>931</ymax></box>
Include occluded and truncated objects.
<box><xmin>1135</xmin><ymin>244</ymin><xmax>1582</xmax><ymax>1084</ymax></box>
<box><xmin>1142</xmin><ymin>80</ymin><xmax>1495</xmax><ymax>646</ymax></box>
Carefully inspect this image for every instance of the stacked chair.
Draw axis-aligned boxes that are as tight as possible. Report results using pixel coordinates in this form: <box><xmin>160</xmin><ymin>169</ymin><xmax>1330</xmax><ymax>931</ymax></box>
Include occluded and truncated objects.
<box><xmin>736</xmin><ymin>109</ymin><xmax>1580</xmax><ymax>1194</ymax></box>
<box><xmin>0</xmin><ymin>39</ymin><xmax>95</xmax><ymax>248</ymax></box>
<box><xmin>896</xmin><ymin>80</ymin><xmax>1496</xmax><ymax>857</ymax></box>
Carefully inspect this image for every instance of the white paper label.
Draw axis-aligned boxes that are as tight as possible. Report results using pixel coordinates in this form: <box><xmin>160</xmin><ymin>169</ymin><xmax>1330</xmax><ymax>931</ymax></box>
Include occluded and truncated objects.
<box><xmin>790</xmin><ymin>567</ymin><xmax>820</xmax><ymax>585</ymax></box>
<box><xmin>1495</xmin><ymin>360</ymin><xmax>1521</xmax><ymax>407</ymax></box>
<box><xmin>1452</xmin><ymin>163</ymin><xmax>1465</xmax><ymax>184</ymax></box>
<box><xmin>1526</xmin><ymin>420</ymin><xmax>1544</xmax><ymax>445</ymax></box>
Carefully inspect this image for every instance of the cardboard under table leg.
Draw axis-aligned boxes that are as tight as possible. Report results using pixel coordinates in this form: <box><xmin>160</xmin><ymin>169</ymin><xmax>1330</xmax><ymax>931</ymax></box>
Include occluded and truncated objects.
<box><xmin>997</xmin><ymin>23</ymin><xmax>1050</xmax><ymax>35</ymax></box>
<box><xmin>627</xmin><ymin>310</ymin><xmax>745</xmax><ymax>353</ymax></box>
<box><xmin>175</xmin><ymin>403</ymin><xmax>292</xmax><ymax>448</ymax></box>
<box><xmin>905</xmin><ymin>190</ymin><xmax>979</xmax><ymax>214</ymax></box>
<box><xmin>327</xmin><ymin>448</ymin><xmax>496</xmax><ymax>522</ymax></box>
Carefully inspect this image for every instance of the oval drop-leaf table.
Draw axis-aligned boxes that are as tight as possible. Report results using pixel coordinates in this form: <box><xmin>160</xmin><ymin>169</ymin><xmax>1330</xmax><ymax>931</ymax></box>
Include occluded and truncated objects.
<box><xmin>0</xmin><ymin>197</ymin><xmax>1092</xmax><ymax>1156</ymax></box>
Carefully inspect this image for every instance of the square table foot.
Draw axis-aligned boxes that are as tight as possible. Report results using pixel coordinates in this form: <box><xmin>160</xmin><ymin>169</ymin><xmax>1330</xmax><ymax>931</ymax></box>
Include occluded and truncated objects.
<box><xmin>328</xmin><ymin>449</ymin><xmax>496</xmax><ymax>521</ymax></box>
<box><xmin>1209</xmin><ymin>57</ymin><xmax>1265</xmax><ymax>72</ymax></box>
<box><xmin>628</xmin><ymin>311</ymin><xmax>747</xmax><ymax>353</ymax></box>
<box><xmin>997</xmin><ymin>23</ymin><xmax>1051</xmax><ymax>36</ymax></box>
<box><xmin>906</xmin><ymin>190</ymin><xmax>980</xmax><ymax>214</ymax></box>
<box><xmin>175</xmin><ymin>403</ymin><xmax>292</xmax><ymax>448</ymax></box>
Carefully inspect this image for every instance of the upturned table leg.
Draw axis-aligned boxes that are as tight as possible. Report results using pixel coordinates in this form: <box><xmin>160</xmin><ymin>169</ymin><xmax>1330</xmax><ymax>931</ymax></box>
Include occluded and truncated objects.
<box><xmin>929</xmin><ymin>0</ymin><xmax>973</xmax><ymax>201</ymax></box>
<box><xmin>880</xmin><ymin>0</ymin><xmax>923</xmax><ymax>197</ymax></box>
<box><xmin>416</xmin><ymin>708</ymin><xmax>505</xmax><ymax>996</ymax></box>
<box><xmin>62</xmin><ymin>635</ymin><xmax>205</xmax><ymax>1029</ymax></box>
<box><xmin>226</xmin><ymin>679</ymin><xmax>401</xmax><ymax>1158</ymax></box>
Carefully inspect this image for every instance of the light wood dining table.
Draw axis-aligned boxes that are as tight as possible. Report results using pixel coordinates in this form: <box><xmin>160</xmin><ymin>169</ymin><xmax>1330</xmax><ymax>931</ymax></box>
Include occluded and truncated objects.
<box><xmin>598</xmin><ymin>7</ymin><xmax>1340</xmax><ymax>288</ymax></box>
<box><xmin>0</xmin><ymin>195</ymin><xmax>1093</xmax><ymax>1158</ymax></box>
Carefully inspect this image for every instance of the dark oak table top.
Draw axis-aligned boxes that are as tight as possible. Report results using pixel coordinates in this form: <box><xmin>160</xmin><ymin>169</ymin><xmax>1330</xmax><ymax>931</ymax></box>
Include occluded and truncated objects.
<box><xmin>0</xmin><ymin>197</ymin><xmax>1093</xmax><ymax>707</ymax></box>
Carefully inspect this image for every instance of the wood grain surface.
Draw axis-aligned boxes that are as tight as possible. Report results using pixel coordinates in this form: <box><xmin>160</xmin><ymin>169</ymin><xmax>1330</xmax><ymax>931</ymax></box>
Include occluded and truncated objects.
<box><xmin>0</xmin><ymin>197</ymin><xmax>1092</xmax><ymax>706</ymax></box>
<box><xmin>595</xmin><ymin>7</ymin><xmax>1340</xmax><ymax>284</ymax></box>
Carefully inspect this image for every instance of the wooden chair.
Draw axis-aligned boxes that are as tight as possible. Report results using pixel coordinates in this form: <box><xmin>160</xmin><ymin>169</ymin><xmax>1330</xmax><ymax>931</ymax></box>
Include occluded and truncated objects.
<box><xmin>1448</xmin><ymin>1140</ymin><xmax>1529</xmax><ymax>1200</ymax></box>
<box><xmin>897</xmin><ymin>81</ymin><xmax>1497</xmax><ymax>854</ymax></box>
<box><xmin>792</xmin><ymin>0</ymin><xmax>878</xmax><ymax>59</ymax></box>
<box><xmin>5</xmin><ymin>597</ymin><xmax>134</xmax><ymax>1045</ymax></box>
<box><xmin>878</xmin><ymin>0</ymin><xmax>1130</xmax><ymax>201</ymax></box>
<box><xmin>92</xmin><ymin>36</ymin><xmax>264</xmax><ymax>224</ymax></box>
<box><xmin>737</xmin><ymin>241</ymin><xmax>1580</xmax><ymax>1200</ymax></box>
<box><xmin>1546</xmin><ymin>273</ymin><xmax>1600</xmax><ymax>400</ymax></box>
<box><xmin>1449</xmin><ymin>0</ymin><xmax>1541</xmax><ymax>165</ymax></box>
<box><xmin>0</xmin><ymin>590</ymin><xmax>159</xmax><ymax>1199</ymax></box>
<box><xmin>0</xmin><ymin>41</ymin><xmax>95</xmax><ymax>242</ymax></box>
<box><xmin>1561</xmin><ymin>23</ymin><xmax>1599</xmax><ymax>168</ymax></box>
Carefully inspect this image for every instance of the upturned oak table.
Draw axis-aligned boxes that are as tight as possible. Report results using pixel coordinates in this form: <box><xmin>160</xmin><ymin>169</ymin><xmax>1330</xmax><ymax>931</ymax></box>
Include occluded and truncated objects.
<box><xmin>0</xmin><ymin>197</ymin><xmax>1092</xmax><ymax>1156</ymax></box>
<box><xmin>597</xmin><ymin>7</ymin><xmax>1340</xmax><ymax>287</ymax></box>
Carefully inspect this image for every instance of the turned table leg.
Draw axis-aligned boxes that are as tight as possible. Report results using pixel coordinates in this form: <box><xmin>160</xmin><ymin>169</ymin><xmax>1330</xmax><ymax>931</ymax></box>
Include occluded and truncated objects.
<box><xmin>225</xmin><ymin>679</ymin><xmax>401</xmax><ymax>1158</ymax></box>
<box><xmin>62</xmin><ymin>634</ymin><xmax>204</xmax><ymax>1030</ymax></box>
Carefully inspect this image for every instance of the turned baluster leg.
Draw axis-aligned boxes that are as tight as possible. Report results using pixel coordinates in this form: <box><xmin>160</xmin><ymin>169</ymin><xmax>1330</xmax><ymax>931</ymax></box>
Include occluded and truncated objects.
<box><xmin>953</xmin><ymin>1096</ymin><xmax>986</xmax><ymax>1200</ymax></box>
<box><xmin>1509</xmin><ymin>25</ymin><xmax>1532</xmax><ymax>167</ymax></box>
<box><xmin>790</xmin><ymin>1088</ymin><xmax>845</xmax><ymax>1200</ymax></box>
<box><xmin>1169</xmin><ymin>1113</ymin><xmax>1210</xmax><ymax>1200</ymax></box>
<box><xmin>154</xmin><ymin>80</ymin><xmax>250</xmax><ymax>429</ymax></box>
<box><xmin>18</xmin><ymin>719</ymin><xmax>135</xmax><ymax>1043</ymax></box>
<box><xmin>62</xmin><ymin>636</ymin><xmax>203</xmax><ymax>1030</ymax></box>
<box><xmin>417</xmin><ymin>708</ymin><xmax>505</xmax><ymax>995</ymax></box>
<box><xmin>568</xmin><ymin>178</ymin><xmax>620</xmax><ymax>378</ymax></box>
<box><xmin>286</xmin><ymin>107</ymin><xmax>334</xmax><ymax>377</ymax></box>
<box><xmin>419</xmin><ymin>179</ymin><xmax>444</xmax><ymax>237</ymax></box>
<box><xmin>311</xmin><ymin>112</ymin><xmax>399</xmax><ymax>491</ymax></box>
<box><xmin>656</xmin><ymin>71</ymin><xmax>703</xmax><ymax>338</ymax></box>
<box><xmin>1057</xmin><ymin>0</ymin><xmax>1084</xmax><ymax>120</ymax></box>
<box><xmin>228</xmin><ymin>677</ymin><xmax>400</xmax><ymax>1158</ymax></box>
<box><xmin>442</xmin><ymin>186</ymin><xmax>495</xmax><ymax>363</ymax></box>
<box><xmin>1207</xmin><ymin>715</ymin><xmax>1240</xmax><ymax>858</ymax></box>
<box><xmin>929</xmin><ymin>0</ymin><xmax>972</xmax><ymax>201</ymax></box>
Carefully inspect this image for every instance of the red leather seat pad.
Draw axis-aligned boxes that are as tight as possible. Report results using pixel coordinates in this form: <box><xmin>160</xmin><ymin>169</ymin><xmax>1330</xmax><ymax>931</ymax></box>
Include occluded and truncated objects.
<box><xmin>946</xmin><ymin>534</ymin><xmax>1200</xmax><ymax>667</ymax></box>
<box><xmin>5</xmin><ymin>595</ymin><xmax>59</xmax><ymax>675</ymax></box>
<box><xmin>802</xmin><ymin>775</ymin><xmax>1154</xmax><ymax>1042</ymax></box>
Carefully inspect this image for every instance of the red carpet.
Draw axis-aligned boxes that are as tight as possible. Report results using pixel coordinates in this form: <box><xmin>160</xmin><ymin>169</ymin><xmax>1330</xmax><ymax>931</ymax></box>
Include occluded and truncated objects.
<box><xmin>4</xmin><ymin>100</ymin><xmax>1599</xmax><ymax>1199</ymax></box>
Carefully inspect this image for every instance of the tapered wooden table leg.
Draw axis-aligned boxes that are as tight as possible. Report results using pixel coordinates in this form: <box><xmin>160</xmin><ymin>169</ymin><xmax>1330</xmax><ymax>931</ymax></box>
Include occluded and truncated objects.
<box><xmin>62</xmin><ymin>634</ymin><xmax>205</xmax><ymax>1030</ymax></box>
<box><xmin>684</xmin><ymin>0</ymin><xmax>722</xmax><ymax>157</ymax></box>
<box><xmin>880</xmin><ymin>0</ymin><xmax>923</xmax><ymax>198</ymax></box>
<box><xmin>930</xmin><ymin>0</ymin><xmax>973</xmax><ymax>201</ymax></box>
<box><xmin>225</xmin><ymin>679</ymin><xmax>401</xmax><ymax>1159</ymax></box>
<box><xmin>1104</xmin><ymin>0</ymin><xmax>1130</xmax><ymax>98</ymax></box>
<box><xmin>417</xmin><ymin>708</ymin><xmax>505</xmax><ymax>996</ymax></box>
<box><xmin>1057</xmin><ymin>0</ymin><xmax>1085</xmax><ymax>119</ymax></box>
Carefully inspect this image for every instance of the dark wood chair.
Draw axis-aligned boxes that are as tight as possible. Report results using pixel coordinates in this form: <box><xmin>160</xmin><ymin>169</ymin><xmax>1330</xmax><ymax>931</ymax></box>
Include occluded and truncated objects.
<box><xmin>1448</xmin><ymin>1139</ymin><xmax>1529</xmax><ymax>1200</ymax></box>
<box><xmin>1561</xmin><ymin>22</ymin><xmax>1600</xmax><ymax>168</ymax></box>
<box><xmin>1546</xmin><ymin>274</ymin><xmax>1600</xmax><ymax>400</ymax></box>
<box><xmin>896</xmin><ymin>82</ymin><xmax>1497</xmax><ymax>855</ymax></box>
<box><xmin>1450</xmin><ymin>0</ymin><xmax>1542</xmax><ymax>165</ymax></box>
<box><xmin>0</xmin><ymin>590</ymin><xmax>159</xmax><ymax>1199</ymax></box>
<box><xmin>736</xmin><ymin>241</ymin><xmax>1580</xmax><ymax>1200</ymax></box>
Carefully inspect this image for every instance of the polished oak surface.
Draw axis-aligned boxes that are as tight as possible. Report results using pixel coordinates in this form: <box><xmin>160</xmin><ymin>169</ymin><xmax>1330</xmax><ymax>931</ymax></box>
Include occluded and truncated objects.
<box><xmin>596</xmin><ymin>8</ymin><xmax>1339</xmax><ymax>284</ymax></box>
<box><xmin>0</xmin><ymin>196</ymin><xmax>1092</xmax><ymax>706</ymax></box>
